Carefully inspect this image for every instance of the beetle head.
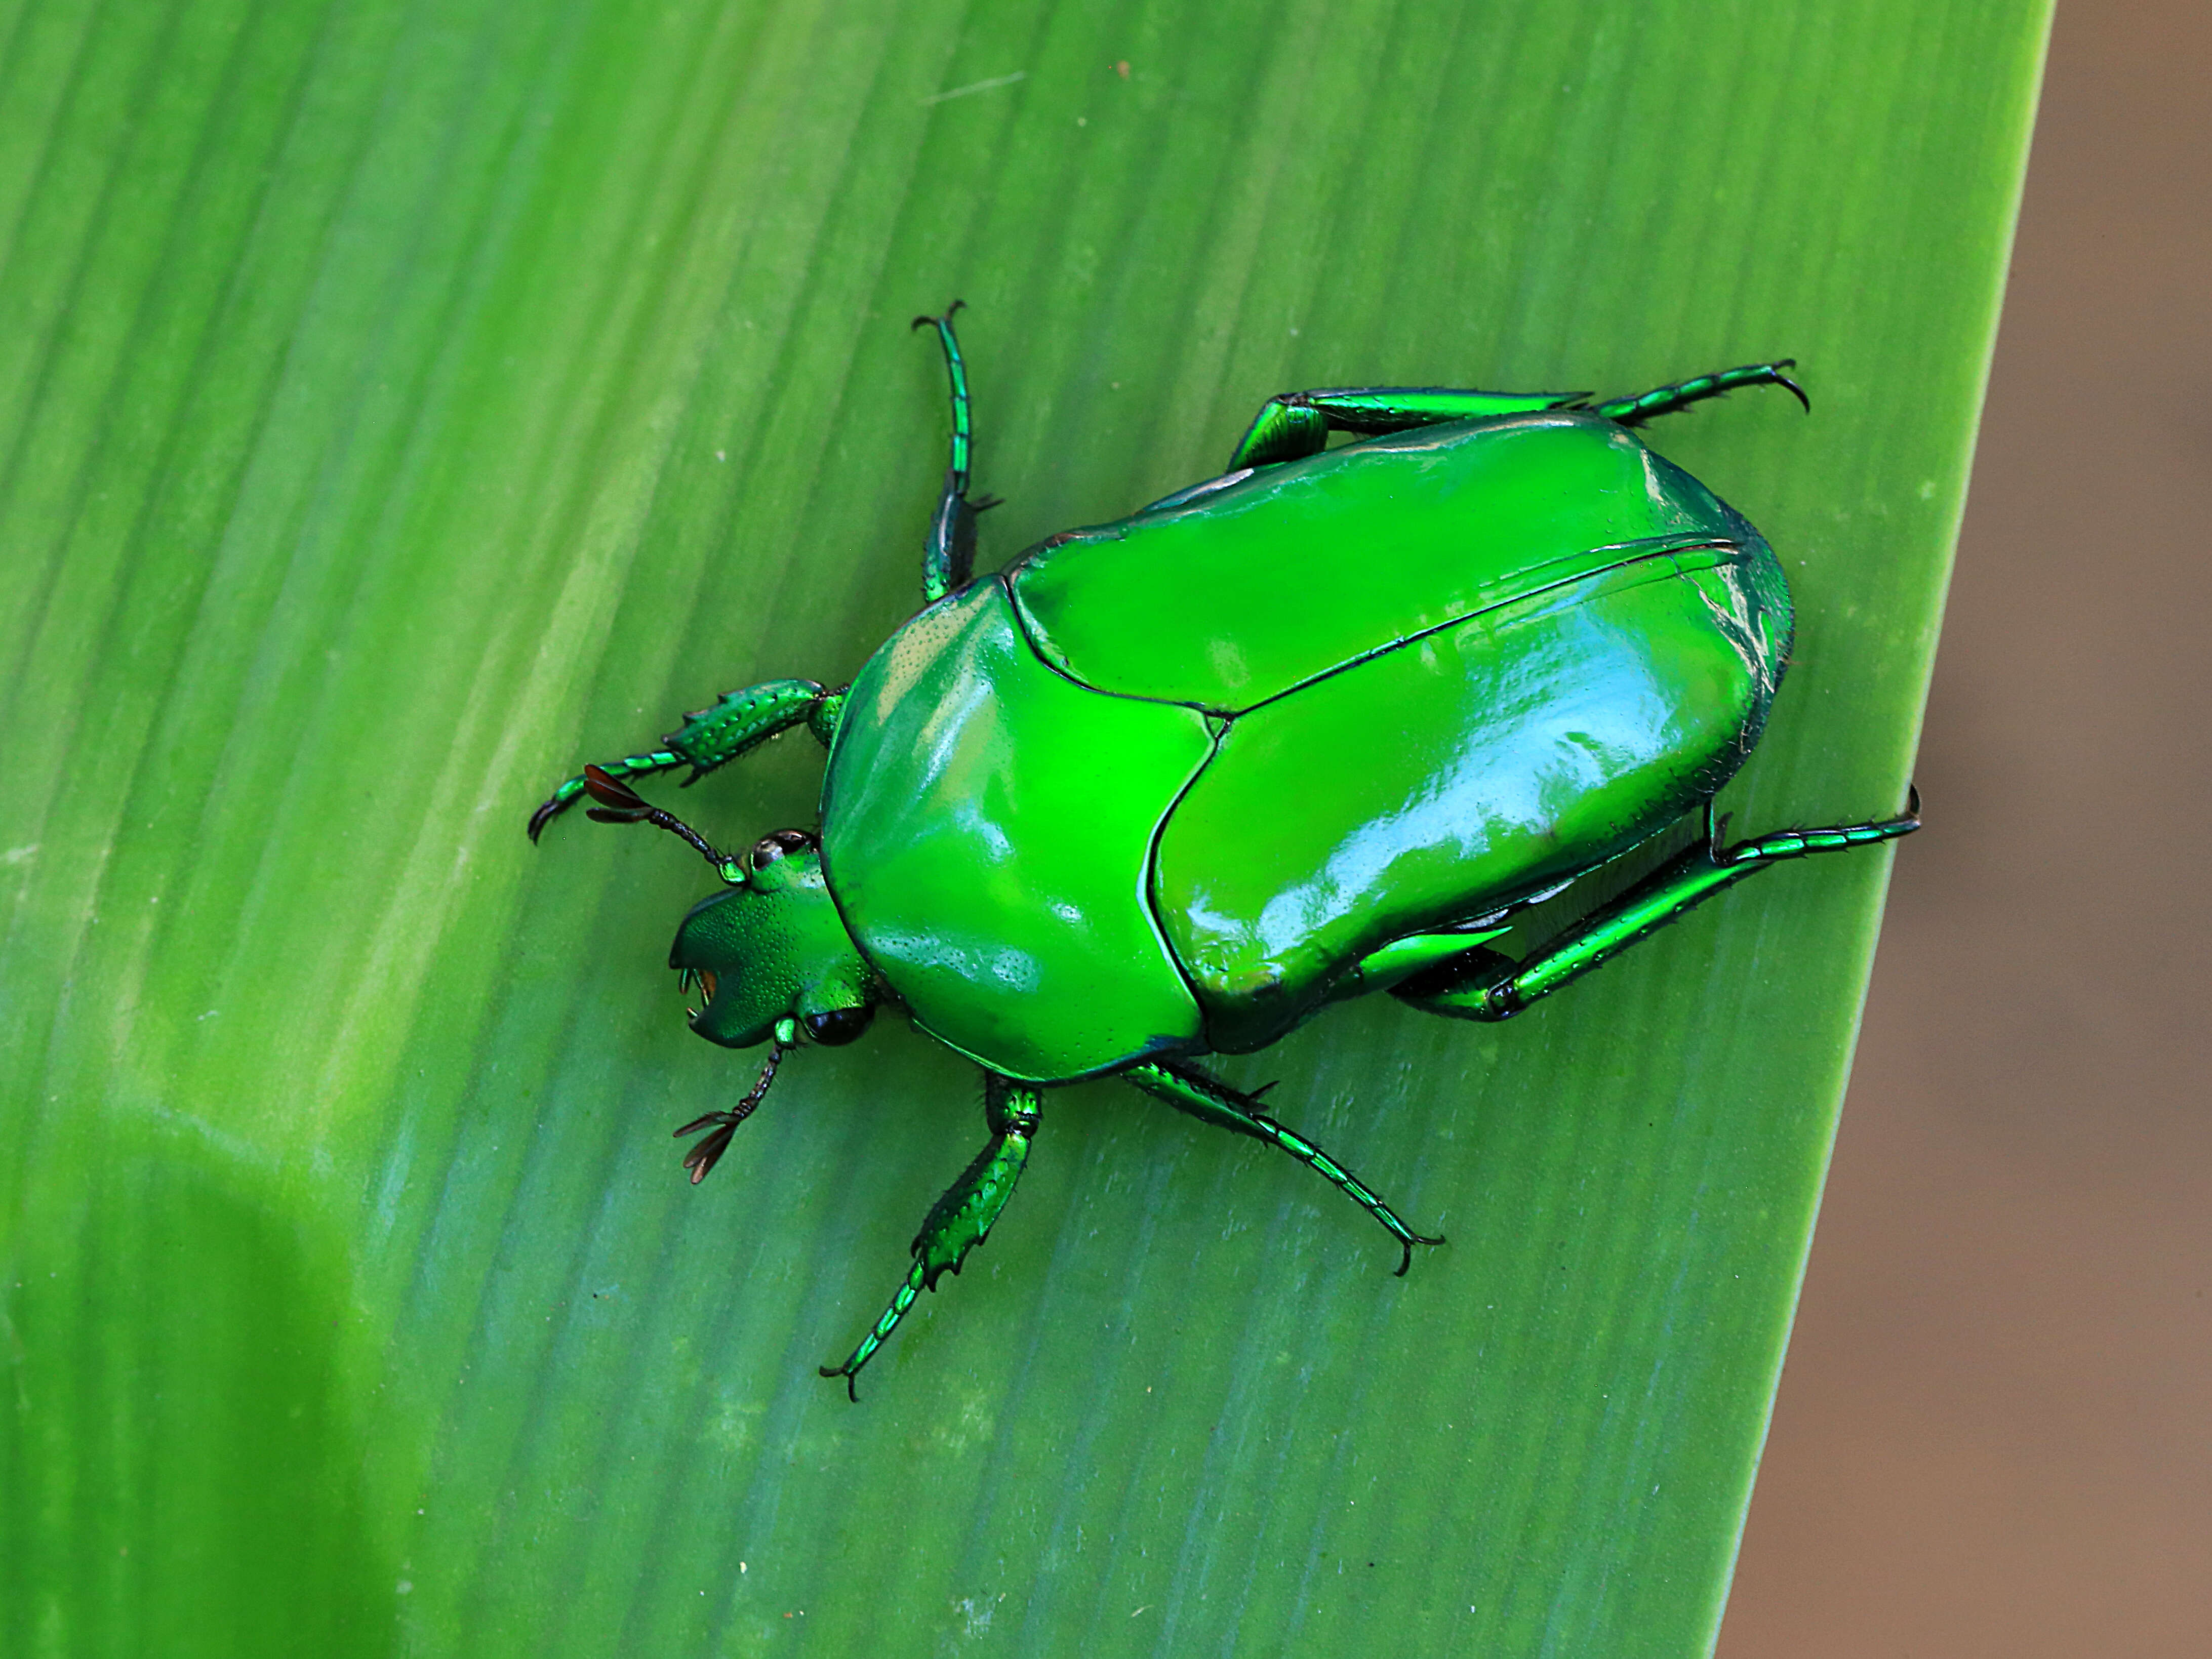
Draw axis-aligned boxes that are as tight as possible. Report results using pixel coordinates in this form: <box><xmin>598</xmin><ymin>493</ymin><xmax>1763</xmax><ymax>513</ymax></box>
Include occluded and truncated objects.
<box><xmin>669</xmin><ymin>829</ymin><xmax>877</xmax><ymax>1050</ymax></box>
<box><xmin>575</xmin><ymin>766</ymin><xmax>875</xmax><ymax>1052</ymax></box>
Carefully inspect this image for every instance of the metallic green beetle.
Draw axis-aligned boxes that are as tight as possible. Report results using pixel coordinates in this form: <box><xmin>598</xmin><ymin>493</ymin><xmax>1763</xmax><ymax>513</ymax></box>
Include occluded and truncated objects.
<box><xmin>530</xmin><ymin>306</ymin><xmax>1917</xmax><ymax>1396</ymax></box>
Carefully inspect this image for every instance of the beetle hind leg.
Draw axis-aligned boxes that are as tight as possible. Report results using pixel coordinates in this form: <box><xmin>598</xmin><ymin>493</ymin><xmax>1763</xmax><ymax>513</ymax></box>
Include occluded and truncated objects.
<box><xmin>1123</xmin><ymin>1061</ymin><xmax>1444</xmax><ymax>1274</ymax></box>
<box><xmin>1395</xmin><ymin>789</ymin><xmax>1922</xmax><ymax>1021</ymax></box>
<box><xmin>1591</xmin><ymin>362</ymin><xmax>1809</xmax><ymax>426</ymax></box>
<box><xmin>1228</xmin><ymin>385</ymin><xmax>1588</xmax><ymax>469</ymax></box>
<box><xmin>1226</xmin><ymin>362</ymin><xmax>1809</xmax><ymax>466</ymax></box>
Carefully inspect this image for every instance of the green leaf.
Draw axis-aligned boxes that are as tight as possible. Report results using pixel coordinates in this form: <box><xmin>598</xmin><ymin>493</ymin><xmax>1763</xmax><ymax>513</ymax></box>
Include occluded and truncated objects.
<box><xmin>0</xmin><ymin>2</ymin><xmax>2047</xmax><ymax>1654</ymax></box>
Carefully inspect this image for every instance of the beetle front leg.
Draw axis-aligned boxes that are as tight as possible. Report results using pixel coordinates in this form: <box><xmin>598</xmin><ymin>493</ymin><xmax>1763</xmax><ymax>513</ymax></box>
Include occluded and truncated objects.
<box><xmin>819</xmin><ymin>1073</ymin><xmax>1041</xmax><ymax>1400</ymax></box>
<box><xmin>913</xmin><ymin>303</ymin><xmax>1001</xmax><ymax>604</ymax></box>
<box><xmin>1122</xmin><ymin>1061</ymin><xmax>1443</xmax><ymax>1275</ymax></box>
<box><xmin>527</xmin><ymin>677</ymin><xmax>842</xmax><ymax>841</ymax></box>
<box><xmin>1395</xmin><ymin>790</ymin><xmax>1921</xmax><ymax>1020</ymax></box>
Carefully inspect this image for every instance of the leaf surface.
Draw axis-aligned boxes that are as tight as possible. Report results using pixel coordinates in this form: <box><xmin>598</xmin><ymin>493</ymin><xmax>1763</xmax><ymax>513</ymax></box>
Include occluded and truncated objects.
<box><xmin>0</xmin><ymin>2</ymin><xmax>2048</xmax><ymax>1653</ymax></box>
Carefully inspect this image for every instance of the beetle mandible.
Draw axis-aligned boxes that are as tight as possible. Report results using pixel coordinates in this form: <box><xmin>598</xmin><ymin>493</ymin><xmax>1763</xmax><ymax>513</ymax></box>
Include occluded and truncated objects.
<box><xmin>529</xmin><ymin>305</ymin><xmax>1918</xmax><ymax>1397</ymax></box>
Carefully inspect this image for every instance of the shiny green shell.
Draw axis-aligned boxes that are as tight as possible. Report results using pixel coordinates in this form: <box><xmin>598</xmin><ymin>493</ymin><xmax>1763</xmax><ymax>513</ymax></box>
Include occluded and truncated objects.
<box><xmin>818</xmin><ymin>410</ymin><xmax>1790</xmax><ymax>1082</ymax></box>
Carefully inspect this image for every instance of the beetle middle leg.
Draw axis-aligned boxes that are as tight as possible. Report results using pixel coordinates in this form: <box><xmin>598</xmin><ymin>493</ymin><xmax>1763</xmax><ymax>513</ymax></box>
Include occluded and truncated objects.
<box><xmin>527</xmin><ymin>677</ymin><xmax>840</xmax><ymax>841</ymax></box>
<box><xmin>1228</xmin><ymin>385</ymin><xmax>1586</xmax><ymax>469</ymax></box>
<box><xmin>913</xmin><ymin>302</ymin><xmax>1001</xmax><ymax>605</ymax></box>
<box><xmin>1122</xmin><ymin>1061</ymin><xmax>1444</xmax><ymax>1275</ymax></box>
<box><xmin>819</xmin><ymin>1073</ymin><xmax>1042</xmax><ymax>1400</ymax></box>
<box><xmin>1393</xmin><ymin>788</ymin><xmax>1921</xmax><ymax>1021</ymax></box>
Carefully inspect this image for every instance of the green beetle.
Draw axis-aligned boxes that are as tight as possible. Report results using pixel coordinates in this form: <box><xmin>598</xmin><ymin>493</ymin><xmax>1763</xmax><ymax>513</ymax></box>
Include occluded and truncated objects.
<box><xmin>531</xmin><ymin>306</ymin><xmax>1917</xmax><ymax>1396</ymax></box>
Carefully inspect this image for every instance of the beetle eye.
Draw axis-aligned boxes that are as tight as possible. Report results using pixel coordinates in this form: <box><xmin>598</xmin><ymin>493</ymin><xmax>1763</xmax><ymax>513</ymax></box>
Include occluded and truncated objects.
<box><xmin>748</xmin><ymin>828</ymin><xmax>818</xmax><ymax>873</ymax></box>
<box><xmin>801</xmin><ymin>1006</ymin><xmax>872</xmax><ymax>1046</ymax></box>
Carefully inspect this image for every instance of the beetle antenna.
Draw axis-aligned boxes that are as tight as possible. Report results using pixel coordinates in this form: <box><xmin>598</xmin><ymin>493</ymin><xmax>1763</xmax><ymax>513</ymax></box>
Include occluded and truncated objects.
<box><xmin>581</xmin><ymin>764</ymin><xmax>739</xmax><ymax>873</ymax></box>
<box><xmin>673</xmin><ymin>1040</ymin><xmax>788</xmax><ymax>1184</ymax></box>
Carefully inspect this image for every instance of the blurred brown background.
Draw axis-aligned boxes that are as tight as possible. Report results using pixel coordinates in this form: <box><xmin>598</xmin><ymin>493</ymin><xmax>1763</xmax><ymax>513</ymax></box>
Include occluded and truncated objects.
<box><xmin>1717</xmin><ymin>4</ymin><xmax>2211</xmax><ymax>1654</ymax></box>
